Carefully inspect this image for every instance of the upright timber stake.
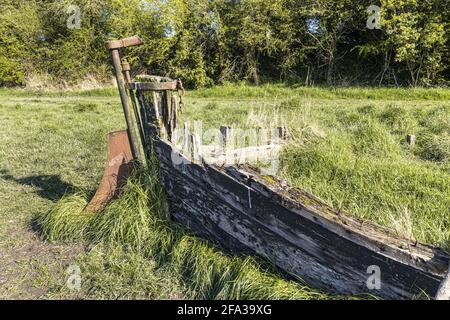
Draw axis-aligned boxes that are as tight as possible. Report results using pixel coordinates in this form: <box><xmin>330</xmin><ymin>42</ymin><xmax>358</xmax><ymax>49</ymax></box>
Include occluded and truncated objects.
<box><xmin>406</xmin><ymin>134</ymin><xmax>416</xmax><ymax>146</ymax></box>
<box><xmin>277</xmin><ymin>126</ymin><xmax>289</xmax><ymax>141</ymax></box>
<box><xmin>122</xmin><ymin>57</ymin><xmax>146</xmax><ymax>148</ymax></box>
<box><xmin>220</xmin><ymin>126</ymin><xmax>233</xmax><ymax>151</ymax></box>
<box><xmin>106</xmin><ymin>36</ymin><xmax>143</xmax><ymax>162</ymax></box>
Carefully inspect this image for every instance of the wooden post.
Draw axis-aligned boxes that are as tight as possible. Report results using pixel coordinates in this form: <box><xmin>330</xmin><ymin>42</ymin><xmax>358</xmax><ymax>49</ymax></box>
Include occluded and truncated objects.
<box><xmin>256</xmin><ymin>127</ymin><xmax>264</xmax><ymax>146</ymax></box>
<box><xmin>436</xmin><ymin>264</ymin><xmax>450</xmax><ymax>300</ymax></box>
<box><xmin>191</xmin><ymin>133</ymin><xmax>202</xmax><ymax>162</ymax></box>
<box><xmin>220</xmin><ymin>126</ymin><xmax>233</xmax><ymax>152</ymax></box>
<box><xmin>277</xmin><ymin>126</ymin><xmax>288</xmax><ymax>140</ymax></box>
<box><xmin>220</xmin><ymin>126</ymin><xmax>233</xmax><ymax>165</ymax></box>
<box><xmin>154</xmin><ymin>91</ymin><xmax>166</xmax><ymax>139</ymax></box>
<box><xmin>182</xmin><ymin>122</ymin><xmax>190</xmax><ymax>159</ymax></box>
<box><xmin>171</xmin><ymin>125</ymin><xmax>179</xmax><ymax>146</ymax></box>
<box><xmin>170</xmin><ymin>95</ymin><xmax>178</xmax><ymax>141</ymax></box>
<box><xmin>406</xmin><ymin>134</ymin><xmax>416</xmax><ymax>146</ymax></box>
<box><xmin>165</xmin><ymin>90</ymin><xmax>172</xmax><ymax>139</ymax></box>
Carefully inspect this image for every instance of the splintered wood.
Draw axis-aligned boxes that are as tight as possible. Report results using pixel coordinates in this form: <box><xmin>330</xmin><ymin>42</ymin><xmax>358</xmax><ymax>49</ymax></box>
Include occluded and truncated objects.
<box><xmin>175</xmin><ymin>123</ymin><xmax>286</xmax><ymax>166</ymax></box>
<box><xmin>133</xmin><ymin>76</ymin><xmax>286</xmax><ymax>168</ymax></box>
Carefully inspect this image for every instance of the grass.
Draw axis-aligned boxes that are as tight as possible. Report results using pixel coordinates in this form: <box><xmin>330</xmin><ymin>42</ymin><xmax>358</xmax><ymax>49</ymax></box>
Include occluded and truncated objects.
<box><xmin>181</xmin><ymin>90</ymin><xmax>450</xmax><ymax>248</ymax></box>
<box><xmin>278</xmin><ymin>103</ymin><xmax>450</xmax><ymax>246</ymax></box>
<box><xmin>0</xmin><ymin>83</ymin><xmax>448</xmax><ymax>299</ymax></box>
<box><xmin>36</xmin><ymin>161</ymin><xmax>333</xmax><ymax>300</ymax></box>
<box><xmin>0</xmin><ymin>92</ymin><xmax>124</xmax><ymax>298</ymax></box>
<box><xmin>187</xmin><ymin>82</ymin><xmax>450</xmax><ymax>101</ymax></box>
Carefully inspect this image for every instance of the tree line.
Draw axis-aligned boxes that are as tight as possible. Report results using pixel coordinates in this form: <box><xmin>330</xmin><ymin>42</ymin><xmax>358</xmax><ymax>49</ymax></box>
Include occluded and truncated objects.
<box><xmin>0</xmin><ymin>0</ymin><xmax>448</xmax><ymax>88</ymax></box>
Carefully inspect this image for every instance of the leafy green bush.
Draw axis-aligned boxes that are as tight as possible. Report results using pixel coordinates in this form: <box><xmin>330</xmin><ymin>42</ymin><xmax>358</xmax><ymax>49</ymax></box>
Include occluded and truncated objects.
<box><xmin>0</xmin><ymin>0</ymin><xmax>449</xmax><ymax>87</ymax></box>
<box><xmin>0</xmin><ymin>56</ymin><xmax>25</xmax><ymax>86</ymax></box>
<box><xmin>0</xmin><ymin>0</ymin><xmax>41</xmax><ymax>86</ymax></box>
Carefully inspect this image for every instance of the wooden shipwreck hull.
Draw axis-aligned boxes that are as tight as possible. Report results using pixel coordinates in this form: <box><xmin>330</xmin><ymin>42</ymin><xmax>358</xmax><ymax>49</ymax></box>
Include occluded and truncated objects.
<box><xmin>130</xmin><ymin>78</ymin><xmax>449</xmax><ymax>300</ymax></box>
<box><xmin>154</xmin><ymin>139</ymin><xmax>448</xmax><ymax>299</ymax></box>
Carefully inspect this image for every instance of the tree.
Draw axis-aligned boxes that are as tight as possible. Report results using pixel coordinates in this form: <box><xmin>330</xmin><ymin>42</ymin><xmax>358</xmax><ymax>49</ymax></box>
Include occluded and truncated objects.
<box><xmin>0</xmin><ymin>0</ymin><xmax>41</xmax><ymax>86</ymax></box>
<box><xmin>382</xmin><ymin>0</ymin><xmax>448</xmax><ymax>86</ymax></box>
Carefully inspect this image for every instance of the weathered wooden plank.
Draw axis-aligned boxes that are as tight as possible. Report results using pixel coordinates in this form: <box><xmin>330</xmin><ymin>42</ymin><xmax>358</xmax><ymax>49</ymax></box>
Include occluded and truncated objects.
<box><xmin>224</xmin><ymin>167</ymin><xmax>447</xmax><ymax>270</ymax></box>
<box><xmin>154</xmin><ymin>138</ymin><xmax>449</xmax><ymax>299</ymax></box>
<box><xmin>201</xmin><ymin>144</ymin><xmax>281</xmax><ymax>166</ymax></box>
<box><xmin>277</xmin><ymin>126</ymin><xmax>288</xmax><ymax>140</ymax></box>
<box><xmin>182</xmin><ymin>122</ymin><xmax>190</xmax><ymax>159</ymax></box>
<box><xmin>157</xmin><ymin>160</ymin><xmax>357</xmax><ymax>292</ymax></box>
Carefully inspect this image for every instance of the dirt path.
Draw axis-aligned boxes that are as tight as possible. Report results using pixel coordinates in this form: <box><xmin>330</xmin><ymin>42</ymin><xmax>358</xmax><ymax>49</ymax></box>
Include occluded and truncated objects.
<box><xmin>0</xmin><ymin>168</ymin><xmax>84</xmax><ymax>299</ymax></box>
<box><xmin>0</xmin><ymin>224</ymin><xmax>81</xmax><ymax>299</ymax></box>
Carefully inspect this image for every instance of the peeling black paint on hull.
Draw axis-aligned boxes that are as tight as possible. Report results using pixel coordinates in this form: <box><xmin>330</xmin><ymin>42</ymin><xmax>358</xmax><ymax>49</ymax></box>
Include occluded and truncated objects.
<box><xmin>153</xmin><ymin>137</ymin><xmax>449</xmax><ymax>300</ymax></box>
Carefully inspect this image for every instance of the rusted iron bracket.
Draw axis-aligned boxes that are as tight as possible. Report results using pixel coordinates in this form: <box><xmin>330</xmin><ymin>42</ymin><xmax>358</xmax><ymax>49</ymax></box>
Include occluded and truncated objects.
<box><xmin>121</xmin><ymin>58</ymin><xmax>132</xmax><ymax>84</ymax></box>
<box><xmin>84</xmin><ymin>130</ymin><xmax>133</xmax><ymax>213</ymax></box>
<box><xmin>84</xmin><ymin>36</ymin><xmax>144</xmax><ymax>213</ymax></box>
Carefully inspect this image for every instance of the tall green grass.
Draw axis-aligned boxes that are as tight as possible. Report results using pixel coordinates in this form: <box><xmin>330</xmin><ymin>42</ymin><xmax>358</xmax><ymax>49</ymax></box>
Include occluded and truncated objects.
<box><xmin>181</xmin><ymin>96</ymin><xmax>450</xmax><ymax>248</ymax></box>
<box><xmin>36</xmin><ymin>158</ymin><xmax>334</xmax><ymax>300</ymax></box>
<box><xmin>0</xmin><ymin>87</ymin><xmax>118</xmax><ymax>98</ymax></box>
<box><xmin>277</xmin><ymin>101</ymin><xmax>450</xmax><ymax>248</ymax></box>
<box><xmin>2</xmin><ymin>83</ymin><xmax>449</xmax><ymax>100</ymax></box>
<box><xmin>188</xmin><ymin>83</ymin><xmax>450</xmax><ymax>101</ymax></box>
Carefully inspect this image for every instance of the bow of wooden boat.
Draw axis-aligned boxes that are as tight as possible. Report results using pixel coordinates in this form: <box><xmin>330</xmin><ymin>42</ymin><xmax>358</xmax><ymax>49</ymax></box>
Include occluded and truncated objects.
<box><xmin>83</xmin><ymin>36</ymin><xmax>449</xmax><ymax>299</ymax></box>
<box><xmin>149</xmin><ymin>136</ymin><xmax>450</xmax><ymax>299</ymax></box>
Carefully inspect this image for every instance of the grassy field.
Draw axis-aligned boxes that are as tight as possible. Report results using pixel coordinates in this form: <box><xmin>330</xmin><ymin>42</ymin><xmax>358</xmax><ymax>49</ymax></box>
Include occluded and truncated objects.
<box><xmin>0</xmin><ymin>84</ymin><xmax>448</xmax><ymax>299</ymax></box>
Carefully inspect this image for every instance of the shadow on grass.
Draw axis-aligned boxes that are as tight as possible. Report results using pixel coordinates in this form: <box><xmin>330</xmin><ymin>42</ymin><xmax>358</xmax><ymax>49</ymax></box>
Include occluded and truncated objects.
<box><xmin>0</xmin><ymin>169</ymin><xmax>77</xmax><ymax>201</ymax></box>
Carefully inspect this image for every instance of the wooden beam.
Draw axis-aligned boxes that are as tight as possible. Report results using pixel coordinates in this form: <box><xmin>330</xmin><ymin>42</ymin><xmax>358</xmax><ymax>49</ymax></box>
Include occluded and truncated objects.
<box><xmin>190</xmin><ymin>133</ymin><xmax>202</xmax><ymax>162</ymax></box>
<box><xmin>182</xmin><ymin>122</ymin><xmax>190</xmax><ymax>159</ymax></box>
<box><xmin>153</xmin><ymin>138</ymin><xmax>450</xmax><ymax>299</ymax></box>
<box><xmin>277</xmin><ymin>126</ymin><xmax>289</xmax><ymax>140</ymax></box>
<box><xmin>202</xmin><ymin>144</ymin><xmax>281</xmax><ymax>166</ymax></box>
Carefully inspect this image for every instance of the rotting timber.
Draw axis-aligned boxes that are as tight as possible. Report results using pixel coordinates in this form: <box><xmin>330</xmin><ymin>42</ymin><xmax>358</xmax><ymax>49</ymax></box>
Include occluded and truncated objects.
<box><xmin>127</xmin><ymin>76</ymin><xmax>449</xmax><ymax>300</ymax></box>
<box><xmin>89</xmin><ymin>36</ymin><xmax>449</xmax><ymax>299</ymax></box>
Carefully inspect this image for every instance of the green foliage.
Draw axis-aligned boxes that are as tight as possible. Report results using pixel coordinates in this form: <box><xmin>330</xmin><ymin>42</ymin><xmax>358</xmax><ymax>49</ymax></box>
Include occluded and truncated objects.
<box><xmin>0</xmin><ymin>0</ymin><xmax>448</xmax><ymax>87</ymax></box>
<box><xmin>382</xmin><ymin>0</ymin><xmax>448</xmax><ymax>86</ymax></box>
<box><xmin>0</xmin><ymin>0</ymin><xmax>41</xmax><ymax>85</ymax></box>
<box><xmin>0</xmin><ymin>56</ymin><xmax>25</xmax><ymax>86</ymax></box>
